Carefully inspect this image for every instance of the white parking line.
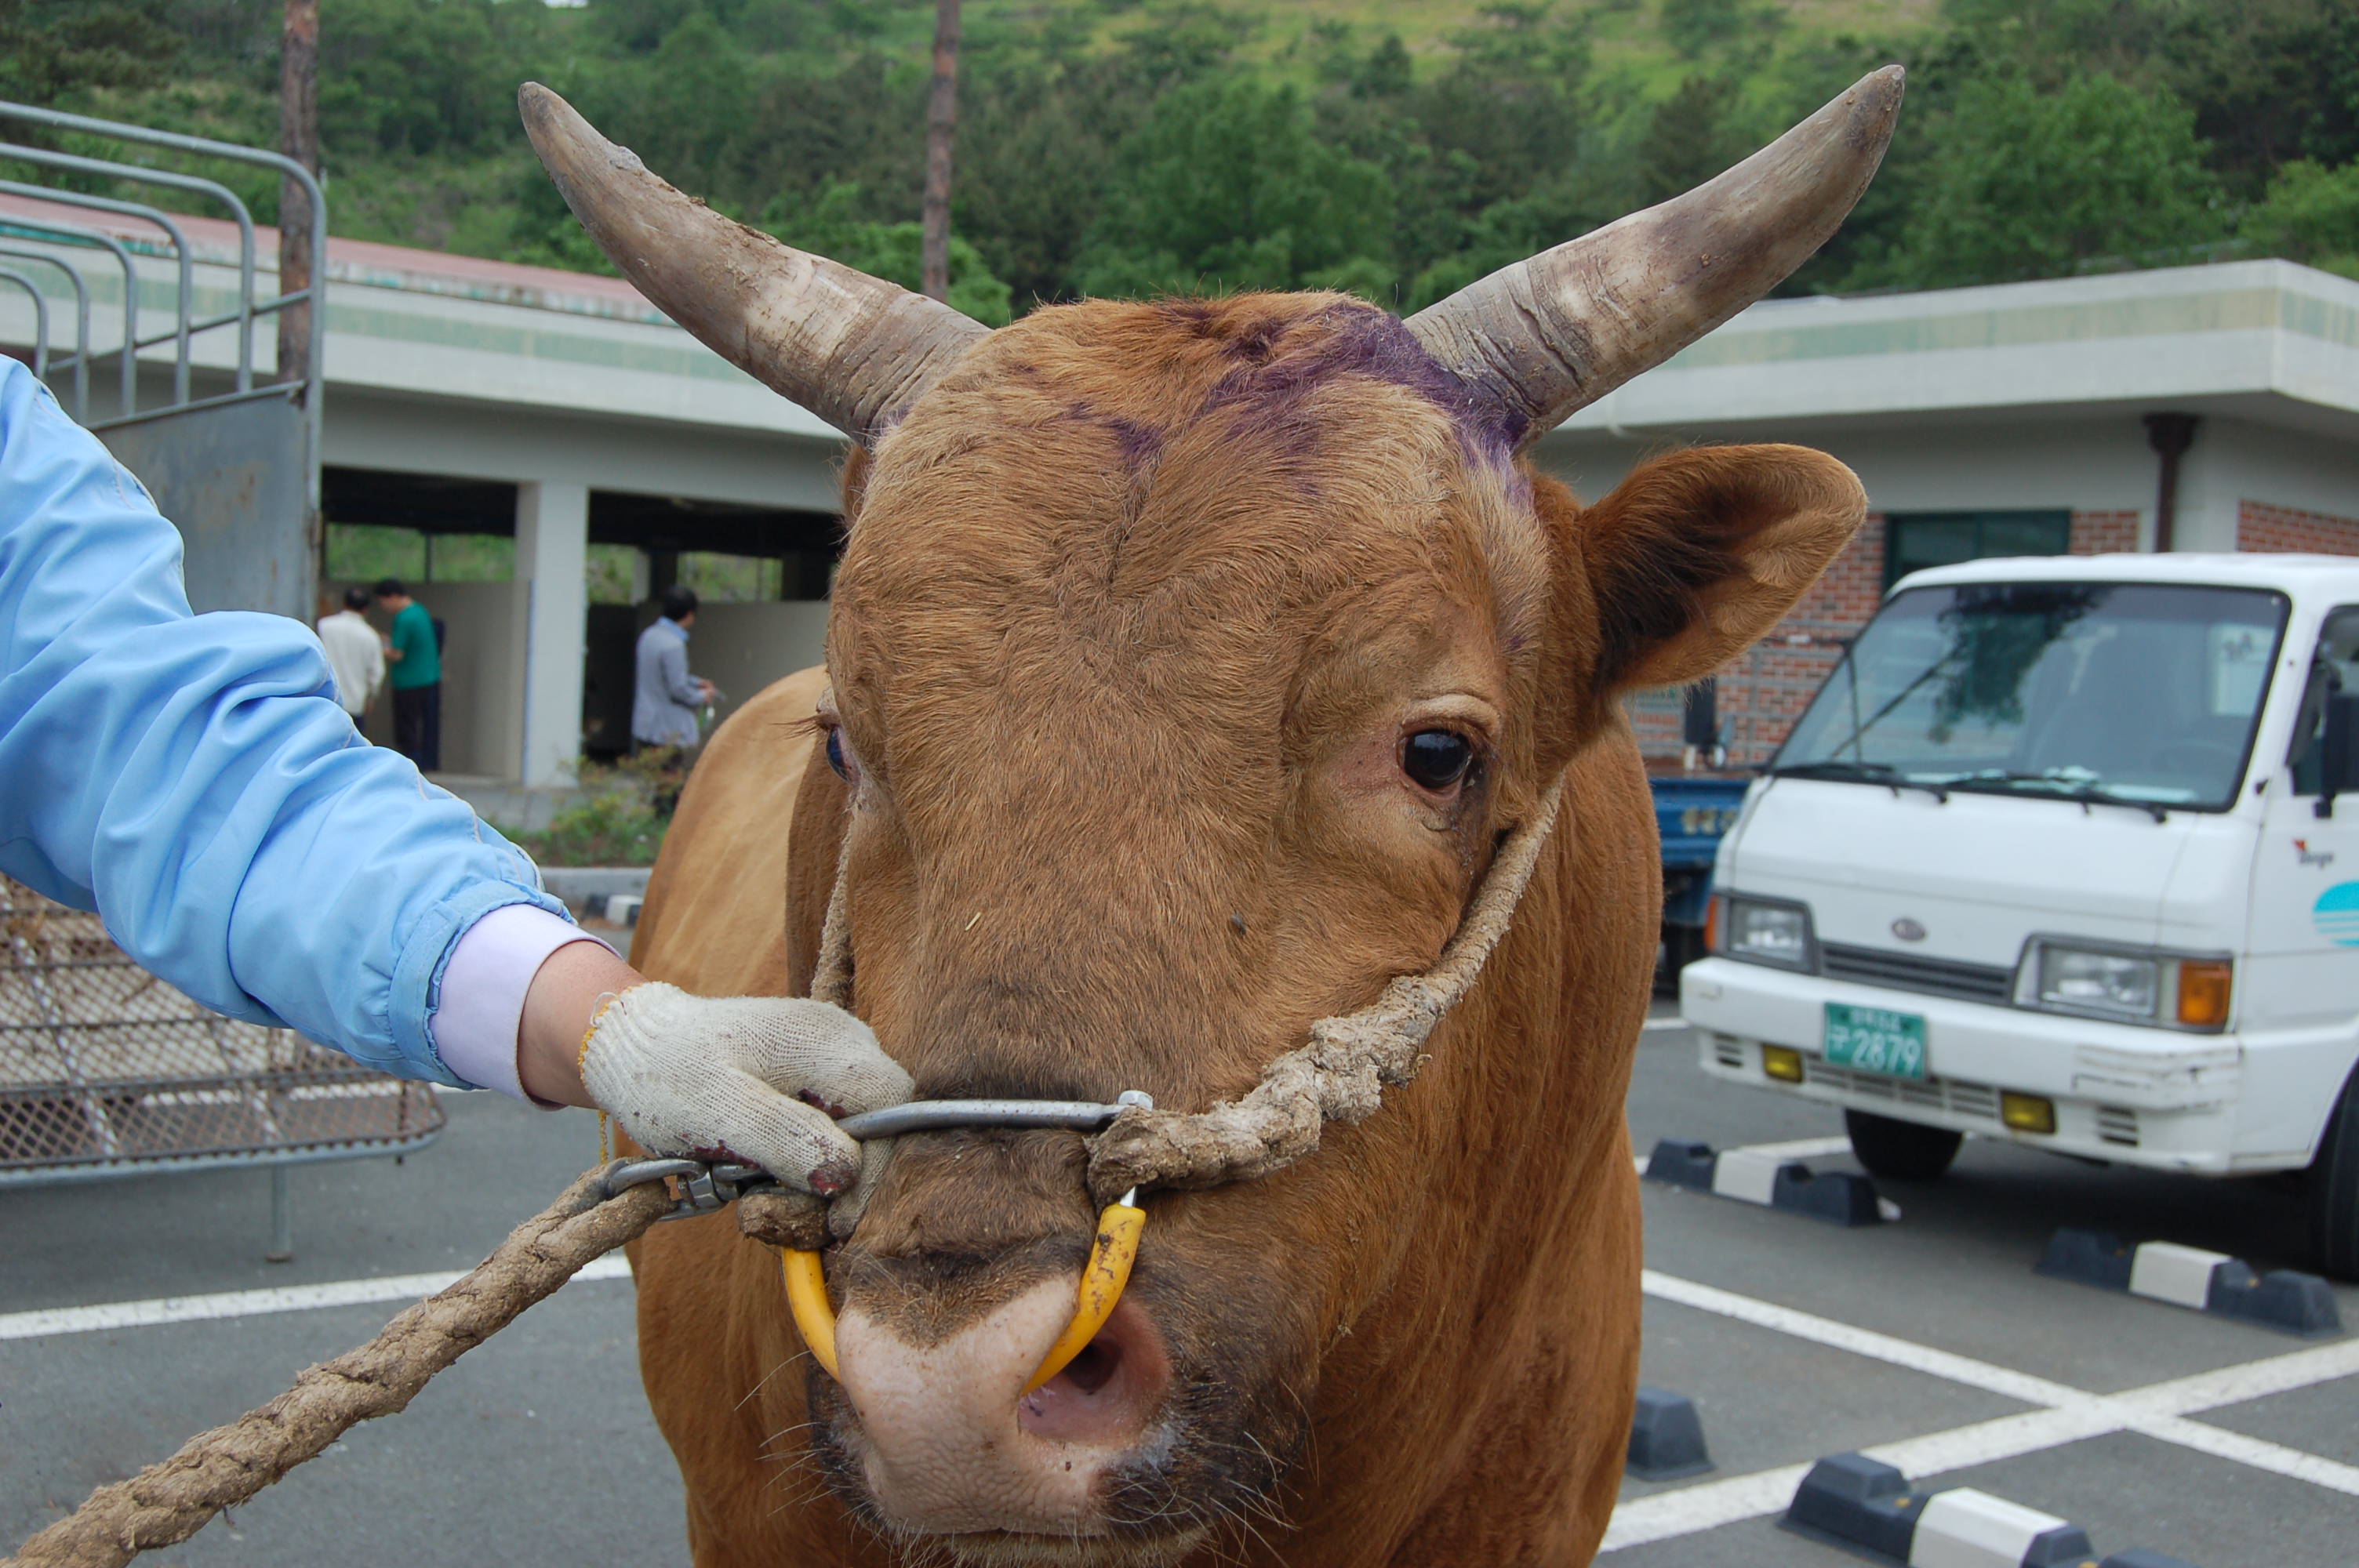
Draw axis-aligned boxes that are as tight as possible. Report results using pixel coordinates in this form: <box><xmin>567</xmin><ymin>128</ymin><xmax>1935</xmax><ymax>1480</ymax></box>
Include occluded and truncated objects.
<box><xmin>1640</xmin><ymin>1017</ymin><xmax>1692</xmax><ymax>1032</ymax></box>
<box><xmin>0</xmin><ymin>1254</ymin><xmax>633</xmax><ymax>1341</ymax></box>
<box><xmin>1605</xmin><ymin>1270</ymin><xmax>2359</xmax><ymax>1552</ymax></box>
<box><xmin>1642</xmin><ymin>1270</ymin><xmax>2085</xmax><ymax>1406</ymax></box>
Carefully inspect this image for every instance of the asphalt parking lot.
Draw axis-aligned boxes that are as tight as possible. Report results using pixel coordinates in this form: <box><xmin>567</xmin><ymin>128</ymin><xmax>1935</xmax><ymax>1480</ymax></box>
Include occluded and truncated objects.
<box><xmin>5</xmin><ymin>1002</ymin><xmax>2356</xmax><ymax>1566</ymax></box>
<box><xmin>1616</xmin><ymin>1007</ymin><xmax>2359</xmax><ymax>1568</ymax></box>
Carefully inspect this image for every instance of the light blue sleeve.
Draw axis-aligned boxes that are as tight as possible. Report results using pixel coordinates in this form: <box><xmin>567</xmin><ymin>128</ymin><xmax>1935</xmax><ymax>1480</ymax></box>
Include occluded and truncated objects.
<box><xmin>0</xmin><ymin>362</ymin><xmax>570</xmax><ymax>1086</ymax></box>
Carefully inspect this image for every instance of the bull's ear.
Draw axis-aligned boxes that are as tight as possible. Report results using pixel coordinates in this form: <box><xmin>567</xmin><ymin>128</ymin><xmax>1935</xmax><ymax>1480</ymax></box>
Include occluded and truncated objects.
<box><xmin>1574</xmin><ymin>445</ymin><xmax>1865</xmax><ymax>694</ymax></box>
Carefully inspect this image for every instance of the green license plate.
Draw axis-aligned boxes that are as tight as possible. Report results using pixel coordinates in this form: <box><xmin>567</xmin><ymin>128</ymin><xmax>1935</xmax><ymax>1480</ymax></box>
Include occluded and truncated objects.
<box><xmin>1823</xmin><ymin>1003</ymin><xmax>1928</xmax><ymax>1080</ymax></box>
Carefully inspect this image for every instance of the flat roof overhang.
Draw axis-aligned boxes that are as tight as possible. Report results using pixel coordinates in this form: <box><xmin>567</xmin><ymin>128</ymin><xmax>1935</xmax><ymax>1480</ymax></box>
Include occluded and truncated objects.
<box><xmin>322</xmin><ymin>466</ymin><xmax>841</xmax><ymax>557</ymax></box>
<box><xmin>1535</xmin><ymin>260</ymin><xmax>2359</xmax><ymax>453</ymax></box>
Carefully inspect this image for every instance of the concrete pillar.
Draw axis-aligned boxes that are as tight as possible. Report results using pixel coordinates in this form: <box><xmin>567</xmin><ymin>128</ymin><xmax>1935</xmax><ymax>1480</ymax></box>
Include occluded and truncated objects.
<box><xmin>515</xmin><ymin>481</ymin><xmax>589</xmax><ymax>786</ymax></box>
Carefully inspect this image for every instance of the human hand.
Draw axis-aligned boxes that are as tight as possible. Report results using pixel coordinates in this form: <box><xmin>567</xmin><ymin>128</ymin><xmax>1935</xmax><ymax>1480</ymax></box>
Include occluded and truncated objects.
<box><xmin>577</xmin><ymin>982</ymin><xmax>913</xmax><ymax>1195</ymax></box>
<box><xmin>516</xmin><ymin>945</ymin><xmax>911</xmax><ymax>1195</ymax></box>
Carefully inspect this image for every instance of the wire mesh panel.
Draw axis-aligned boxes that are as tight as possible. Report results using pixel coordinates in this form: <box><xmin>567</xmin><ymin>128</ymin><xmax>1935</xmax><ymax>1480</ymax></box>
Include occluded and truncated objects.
<box><xmin>0</xmin><ymin>877</ymin><xmax>442</xmax><ymax>1184</ymax></box>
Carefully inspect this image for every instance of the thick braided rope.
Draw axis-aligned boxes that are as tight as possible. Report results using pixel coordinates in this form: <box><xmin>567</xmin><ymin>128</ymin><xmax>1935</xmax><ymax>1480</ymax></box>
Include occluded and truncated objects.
<box><xmin>810</xmin><ymin>829</ymin><xmax>856</xmax><ymax>1010</ymax></box>
<box><xmin>3</xmin><ymin>1167</ymin><xmax>674</xmax><ymax>1568</ymax></box>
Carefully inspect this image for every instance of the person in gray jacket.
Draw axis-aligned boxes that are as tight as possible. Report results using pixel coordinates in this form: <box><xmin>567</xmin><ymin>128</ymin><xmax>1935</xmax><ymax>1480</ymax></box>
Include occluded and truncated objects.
<box><xmin>633</xmin><ymin>583</ymin><xmax>716</xmax><ymax>811</ymax></box>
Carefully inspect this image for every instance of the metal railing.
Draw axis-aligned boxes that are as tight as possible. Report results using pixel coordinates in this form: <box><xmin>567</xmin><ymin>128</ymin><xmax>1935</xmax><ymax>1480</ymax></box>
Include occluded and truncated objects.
<box><xmin>1</xmin><ymin>879</ymin><xmax>444</xmax><ymax>1258</ymax></box>
<box><xmin>0</xmin><ymin>100</ymin><xmax>323</xmax><ymax>519</ymax></box>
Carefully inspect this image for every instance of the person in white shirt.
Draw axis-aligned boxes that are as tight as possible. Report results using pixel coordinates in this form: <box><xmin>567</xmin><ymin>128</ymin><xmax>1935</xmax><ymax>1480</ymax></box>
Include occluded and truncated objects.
<box><xmin>314</xmin><ymin>586</ymin><xmax>386</xmax><ymax>720</ymax></box>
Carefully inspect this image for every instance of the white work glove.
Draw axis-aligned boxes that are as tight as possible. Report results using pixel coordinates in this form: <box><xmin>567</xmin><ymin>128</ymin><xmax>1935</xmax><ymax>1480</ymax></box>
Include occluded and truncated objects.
<box><xmin>580</xmin><ymin>982</ymin><xmax>913</xmax><ymax>1196</ymax></box>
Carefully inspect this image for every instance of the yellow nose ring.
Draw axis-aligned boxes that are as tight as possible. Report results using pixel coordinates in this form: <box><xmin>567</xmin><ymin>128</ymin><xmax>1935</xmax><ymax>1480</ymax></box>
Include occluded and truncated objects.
<box><xmin>782</xmin><ymin>1189</ymin><xmax>1147</xmax><ymax>1388</ymax></box>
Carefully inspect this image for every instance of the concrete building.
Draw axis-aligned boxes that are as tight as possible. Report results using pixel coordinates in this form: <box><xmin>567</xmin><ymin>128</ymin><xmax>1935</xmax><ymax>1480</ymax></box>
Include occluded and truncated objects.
<box><xmin>2</xmin><ymin>193</ymin><xmax>2354</xmax><ymax>783</ymax></box>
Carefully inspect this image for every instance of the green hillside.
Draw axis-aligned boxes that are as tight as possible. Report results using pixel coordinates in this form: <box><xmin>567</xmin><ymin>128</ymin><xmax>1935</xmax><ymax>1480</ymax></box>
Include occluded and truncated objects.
<box><xmin>4</xmin><ymin>1</ymin><xmax>2354</xmax><ymax>316</ymax></box>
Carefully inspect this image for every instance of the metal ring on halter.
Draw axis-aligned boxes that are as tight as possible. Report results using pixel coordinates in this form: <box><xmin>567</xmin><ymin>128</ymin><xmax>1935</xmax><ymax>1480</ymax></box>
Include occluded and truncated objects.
<box><xmin>783</xmin><ymin>1091</ymin><xmax>1156</xmax><ymax>1385</ymax></box>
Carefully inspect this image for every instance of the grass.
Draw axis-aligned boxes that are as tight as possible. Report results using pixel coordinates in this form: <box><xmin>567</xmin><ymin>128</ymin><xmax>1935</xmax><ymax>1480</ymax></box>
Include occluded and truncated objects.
<box><xmin>510</xmin><ymin>791</ymin><xmax>671</xmax><ymax>868</ymax></box>
<box><xmin>506</xmin><ymin>757</ymin><xmax>681</xmax><ymax>868</ymax></box>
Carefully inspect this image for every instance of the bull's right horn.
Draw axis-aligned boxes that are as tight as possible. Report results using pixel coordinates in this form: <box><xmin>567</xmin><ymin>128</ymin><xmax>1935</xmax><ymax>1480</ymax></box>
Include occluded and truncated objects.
<box><xmin>1407</xmin><ymin>65</ymin><xmax>1904</xmax><ymax>450</ymax></box>
<box><xmin>518</xmin><ymin>82</ymin><xmax>988</xmax><ymax>445</ymax></box>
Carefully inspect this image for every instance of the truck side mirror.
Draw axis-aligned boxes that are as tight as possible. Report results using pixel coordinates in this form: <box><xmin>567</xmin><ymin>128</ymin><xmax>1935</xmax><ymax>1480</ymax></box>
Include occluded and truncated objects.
<box><xmin>2318</xmin><ymin>691</ymin><xmax>2359</xmax><ymax>818</ymax></box>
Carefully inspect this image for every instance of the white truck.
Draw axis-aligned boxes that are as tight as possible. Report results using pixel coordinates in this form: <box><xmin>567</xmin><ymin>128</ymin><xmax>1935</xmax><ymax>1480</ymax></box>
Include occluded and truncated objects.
<box><xmin>1681</xmin><ymin>553</ymin><xmax>2359</xmax><ymax>1276</ymax></box>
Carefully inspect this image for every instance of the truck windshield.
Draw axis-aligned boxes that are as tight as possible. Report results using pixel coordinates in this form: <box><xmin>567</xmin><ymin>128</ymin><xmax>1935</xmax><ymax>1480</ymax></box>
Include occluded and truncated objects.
<box><xmin>1775</xmin><ymin>582</ymin><xmax>2288</xmax><ymax>811</ymax></box>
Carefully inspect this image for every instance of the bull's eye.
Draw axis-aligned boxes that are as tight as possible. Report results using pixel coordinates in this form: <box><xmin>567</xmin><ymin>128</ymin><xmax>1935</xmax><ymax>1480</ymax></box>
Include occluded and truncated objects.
<box><xmin>824</xmin><ymin>726</ymin><xmax>852</xmax><ymax>782</ymax></box>
<box><xmin>1401</xmin><ymin>730</ymin><xmax>1476</xmax><ymax>793</ymax></box>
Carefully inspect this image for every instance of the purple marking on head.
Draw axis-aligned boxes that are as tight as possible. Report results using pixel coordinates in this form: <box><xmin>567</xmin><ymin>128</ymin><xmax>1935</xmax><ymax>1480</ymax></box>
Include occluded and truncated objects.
<box><xmin>1056</xmin><ymin>400</ymin><xmax>1165</xmax><ymax>472</ymax></box>
<box><xmin>1225</xmin><ymin>315</ymin><xmax>1285</xmax><ymax>364</ymax></box>
<box><xmin>1198</xmin><ymin>303</ymin><xmax>1523</xmax><ymax>469</ymax></box>
<box><xmin>1500</xmin><ymin>463</ymin><xmax>1534</xmax><ymax>514</ymax></box>
<box><xmin>1107</xmin><ymin>414</ymin><xmax>1165</xmax><ymax>469</ymax></box>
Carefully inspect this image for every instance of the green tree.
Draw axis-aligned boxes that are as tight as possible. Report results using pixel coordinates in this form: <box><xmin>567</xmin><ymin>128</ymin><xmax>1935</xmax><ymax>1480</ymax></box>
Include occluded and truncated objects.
<box><xmin>2241</xmin><ymin>158</ymin><xmax>2359</xmax><ymax>280</ymax></box>
<box><xmin>1942</xmin><ymin>0</ymin><xmax>2359</xmax><ymax>194</ymax></box>
<box><xmin>315</xmin><ymin>0</ymin><xmax>554</xmax><ymax>160</ymax></box>
<box><xmin>1634</xmin><ymin>72</ymin><xmax>1743</xmax><ymax>205</ymax></box>
<box><xmin>1662</xmin><ymin>0</ymin><xmax>1741</xmax><ymax>60</ymax></box>
<box><xmin>0</xmin><ymin>0</ymin><xmax>184</xmax><ymax>103</ymax></box>
<box><xmin>1859</xmin><ymin>69</ymin><xmax>2223</xmax><ymax>289</ymax></box>
<box><xmin>1077</xmin><ymin>77</ymin><xmax>1394</xmax><ymax>299</ymax></box>
<box><xmin>764</xmin><ymin>180</ymin><xmax>1013</xmax><ymax>325</ymax></box>
<box><xmin>951</xmin><ymin>45</ymin><xmax>1174</xmax><ymax>304</ymax></box>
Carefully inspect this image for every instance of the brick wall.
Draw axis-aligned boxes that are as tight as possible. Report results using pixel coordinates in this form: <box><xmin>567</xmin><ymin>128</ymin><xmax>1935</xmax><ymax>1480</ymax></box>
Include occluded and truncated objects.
<box><xmin>1652</xmin><ymin>506</ymin><xmax>2151</xmax><ymax>768</ymax></box>
<box><xmin>2070</xmin><ymin>510</ymin><xmax>2141</xmax><ymax>554</ymax></box>
<box><xmin>2238</xmin><ymin>500</ymin><xmax>2359</xmax><ymax>556</ymax></box>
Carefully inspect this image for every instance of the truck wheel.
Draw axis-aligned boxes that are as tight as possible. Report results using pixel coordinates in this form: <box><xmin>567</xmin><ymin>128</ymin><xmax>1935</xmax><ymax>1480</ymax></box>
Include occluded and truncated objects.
<box><xmin>2304</xmin><ymin>1068</ymin><xmax>2359</xmax><ymax>1282</ymax></box>
<box><xmin>1845</xmin><ymin>1110</ymin><xmax>1962</xmax><ymax>1182</ymax></box>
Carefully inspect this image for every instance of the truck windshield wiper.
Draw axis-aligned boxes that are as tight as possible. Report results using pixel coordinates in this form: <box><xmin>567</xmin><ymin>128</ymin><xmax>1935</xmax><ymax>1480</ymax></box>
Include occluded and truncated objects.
<box><xmin>1764</xmin><ymin>760</ymin><xmax>1949</xmax><ymax>803</ymax></box>
<box><xmin>1942</xmin><ymin>770</ymin><xmax>2169</xmax><ymax>822</ymax></box>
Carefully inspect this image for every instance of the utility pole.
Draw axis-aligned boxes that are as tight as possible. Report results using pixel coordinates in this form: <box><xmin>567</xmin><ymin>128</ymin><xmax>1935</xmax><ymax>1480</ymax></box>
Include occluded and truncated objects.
<box><xmin>279</xmin><ymin>0</ymin><xmax>321</xmax><ymax>605</ymax></box>
<box><xmin>921</xmin><ymin>0</ymin><xmax>961</xmax><ymax>303</ymax></box>
<box><xmin>278</xmin><ymin>0</ymin><xmax>318</xmax><ymax>387</ymax></box>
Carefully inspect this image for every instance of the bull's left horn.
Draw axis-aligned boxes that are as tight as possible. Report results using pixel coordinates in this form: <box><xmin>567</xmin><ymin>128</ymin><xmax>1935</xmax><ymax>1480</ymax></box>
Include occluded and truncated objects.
<box><xmin>518</xmin><ymin>82</ymin><xmax>988</xmax><ymax>445</ymax></box>
<box><xmin>1406</xmin><ymin>65</ymin><xmax>1903</xmax><ymax>450</ymax></box>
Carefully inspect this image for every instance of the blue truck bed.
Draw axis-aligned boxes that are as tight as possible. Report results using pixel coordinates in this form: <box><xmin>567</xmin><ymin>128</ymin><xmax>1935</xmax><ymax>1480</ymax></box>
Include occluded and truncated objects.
<box><xmin>1651</xmin><ymin>775</ymin><xmax>1750</xmax><ymax>975</ymax></box>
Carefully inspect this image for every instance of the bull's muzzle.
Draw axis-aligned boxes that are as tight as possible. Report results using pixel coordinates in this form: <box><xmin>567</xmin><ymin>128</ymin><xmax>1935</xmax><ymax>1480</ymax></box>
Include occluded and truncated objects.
<box><xmin>783</xmin><ymin>1188</ymin><xmax>1147</xmax><ymax>1390</ymax></box>
<box><xmin>780</xmin><ymin>1091</ymin><xmax>1158</xmax><ymax>1388</ymax></box>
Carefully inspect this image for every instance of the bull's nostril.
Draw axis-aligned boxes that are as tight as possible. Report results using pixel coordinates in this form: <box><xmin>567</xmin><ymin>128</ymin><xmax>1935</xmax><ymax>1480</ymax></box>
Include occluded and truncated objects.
<box><xmin>1012</xmin><ymin>1295</ymin><xmax>1167</xmax><ymax>1445</ymax></box>
<box><xmin>1057</xmin><ymin>1336</ymin><xmax>1123</xmax><ymax>1397</ymax></box>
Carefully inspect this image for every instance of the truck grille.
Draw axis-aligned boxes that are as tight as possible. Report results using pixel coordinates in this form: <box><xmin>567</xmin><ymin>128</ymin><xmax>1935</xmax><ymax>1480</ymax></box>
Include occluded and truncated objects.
<box><xmin>1820</xmin><ymin>942</ymin><xmax>2015</xmax><ymax>1004</ymax></box>
<box><xmin>1805</xmin><ymin>1059</ymin><xmax>2002</xmax><ymax>1123</ymax></box>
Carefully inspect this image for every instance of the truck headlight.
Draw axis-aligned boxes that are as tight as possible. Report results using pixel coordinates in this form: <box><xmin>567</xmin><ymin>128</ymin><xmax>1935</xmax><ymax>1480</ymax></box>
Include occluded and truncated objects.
<box><xmin>1715</xmin><ymin>894</ymin><xmax>1817</xmax><ymax>972</ymax></box>
<box><xmin>2034</xmin><ymin>947</ymin><xmax>2158</xmax><ymax>1017</ymax></box>
<box><xmin>2015</xmin><ymin>938</ymin><xmax>2233</xmax><ymax>1032</ymax></box>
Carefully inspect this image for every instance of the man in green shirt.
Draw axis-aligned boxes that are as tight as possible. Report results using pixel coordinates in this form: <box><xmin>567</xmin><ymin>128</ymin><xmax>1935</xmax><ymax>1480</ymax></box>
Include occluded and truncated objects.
<box><xmin>376</xmin><ymin>578</ymin><xmax>442</xmax><ymax>771</ymax></box>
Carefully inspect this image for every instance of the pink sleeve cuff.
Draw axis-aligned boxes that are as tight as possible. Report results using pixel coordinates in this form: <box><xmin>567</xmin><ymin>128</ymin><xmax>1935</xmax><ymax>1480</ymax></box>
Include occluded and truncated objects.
<box><xmin>431</xmin><ymin>903</ymin><xmax>610</xmax><ymax>1100</ymax></box>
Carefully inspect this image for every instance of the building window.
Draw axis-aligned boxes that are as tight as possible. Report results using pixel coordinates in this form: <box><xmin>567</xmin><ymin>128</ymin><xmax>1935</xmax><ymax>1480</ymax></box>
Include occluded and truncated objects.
<box><xmin>1884</xmin><ymin>511</ymin><xmax>2071</xmax><ymax>590</ymax></box>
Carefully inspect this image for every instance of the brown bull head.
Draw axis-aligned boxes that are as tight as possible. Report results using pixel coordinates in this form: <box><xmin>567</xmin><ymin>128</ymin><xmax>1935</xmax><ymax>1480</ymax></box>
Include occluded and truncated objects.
<box><xmin>528</xmin><ymin>72</ymin><xmax>1896</xmax><ymax>1566</ymax></box>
